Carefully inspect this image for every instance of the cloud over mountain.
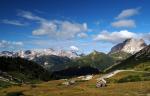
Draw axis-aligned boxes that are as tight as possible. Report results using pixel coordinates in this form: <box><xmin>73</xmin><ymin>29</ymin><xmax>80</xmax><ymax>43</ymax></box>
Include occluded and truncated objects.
<box><xmin>94</xmin><ymin>30</ymin><xmax>137</xmax><ymax>43</ymax></box>
<box><xmin>0</xmin><ymin>40</ymin><xmax>23</xmax><ymax>51</ymax></box>
<box><xmin>70</xmin><ymin>45</ymin><xmax>79</xmax><ymax>51</ymax></box>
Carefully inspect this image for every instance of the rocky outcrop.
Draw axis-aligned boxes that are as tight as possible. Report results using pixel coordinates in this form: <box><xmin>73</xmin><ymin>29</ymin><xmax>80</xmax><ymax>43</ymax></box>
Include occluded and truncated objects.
<box><xmin>106</xmin><ymin>45</ymin><xmax>150</xmax><ymax>72</ymax></box>
<box><xmin>109</xmin><ymin>38</ymin><xmax>147</xmax><ymax>54</ymax></box>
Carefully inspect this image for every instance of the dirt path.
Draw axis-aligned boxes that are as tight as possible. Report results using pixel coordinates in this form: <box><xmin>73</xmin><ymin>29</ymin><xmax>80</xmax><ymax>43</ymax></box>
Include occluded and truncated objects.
<box><xmin>97</xmin><ymin>70</ymin><xmax>150</xmax><ymax>80</ymax></box>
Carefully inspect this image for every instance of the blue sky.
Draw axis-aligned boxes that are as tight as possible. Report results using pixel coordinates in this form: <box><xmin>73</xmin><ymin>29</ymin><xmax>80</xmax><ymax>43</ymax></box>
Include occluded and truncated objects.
<box><xmin>0</xmin><ymin>0</ymin><xmax>150</xmax><ymax>53</ymax></box>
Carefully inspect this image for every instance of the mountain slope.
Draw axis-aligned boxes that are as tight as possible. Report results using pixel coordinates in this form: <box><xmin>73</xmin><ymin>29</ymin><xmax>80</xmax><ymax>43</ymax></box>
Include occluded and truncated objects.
<box><xmin>106</xmin><ymin>45</ymin><xmax>150</xmax><ymax>72</ymax></box>
<box><xmin>80</xmin><ymin>51</ymin><xmax>114</xmax><ymax>71</ymax></box>
<box><xmin>0</xmin><ymin>57</ymin><xmax>51</xmax><ymax>83</ymax></box>
<box><xmin>64</xmin><ymin>51</ymin><xmax>115</xmax><ymax>72</ymax></box>
<box><xmin>45</xmin><ymin>51</ymin><xmax>114</xmax><ymax>74</ymax></box>
<box><xmin>109</xmin><ymin>51</ymin><xmax>132</xmax><ymax>61</ymax></box>
<box><xmin>34</xmin><ymin>55</ymin><xmax>71</xmax><ymax>71</ymax></box>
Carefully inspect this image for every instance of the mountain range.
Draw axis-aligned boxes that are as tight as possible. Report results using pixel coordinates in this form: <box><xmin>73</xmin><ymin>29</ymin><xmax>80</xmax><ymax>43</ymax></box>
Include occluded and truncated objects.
<box><xmin>0</xmin><ymin>48</ymin><xmax>79</xmax><ymax>60</ymax></box>
<box><xmin>0</xmin><ymin>38</ymin><xmax>149</xmax><ymax>79</ymax></box>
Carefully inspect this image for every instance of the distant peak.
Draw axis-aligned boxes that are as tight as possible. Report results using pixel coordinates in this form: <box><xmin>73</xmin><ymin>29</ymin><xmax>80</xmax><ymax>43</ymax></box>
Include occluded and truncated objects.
<box><xmin>109</xmin><ymin>38</ymin><xmax>147</xmax><ymax>54</ymax></box>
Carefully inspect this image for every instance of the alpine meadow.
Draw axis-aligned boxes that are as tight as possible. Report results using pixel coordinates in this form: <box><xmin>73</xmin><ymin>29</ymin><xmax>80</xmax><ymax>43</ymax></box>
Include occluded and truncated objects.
<box><xmin>0</xmin><ymin>0</ymin><xmax>150</xmax><ymax>96</ymax></box>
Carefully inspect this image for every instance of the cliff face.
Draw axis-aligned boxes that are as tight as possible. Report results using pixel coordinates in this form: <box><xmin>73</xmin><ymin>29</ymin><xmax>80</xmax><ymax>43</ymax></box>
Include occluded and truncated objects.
<box><xmin>109</xmin><ymin>38</ymin><xmax>147</xmax><ymax>54</ymax></box>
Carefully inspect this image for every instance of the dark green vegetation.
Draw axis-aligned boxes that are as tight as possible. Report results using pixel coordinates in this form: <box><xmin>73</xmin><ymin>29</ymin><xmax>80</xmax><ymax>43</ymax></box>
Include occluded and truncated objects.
<box><xmin>60</xmin><ymin>51</ymin><xmax>115</xmax><ymax>72</ymax></box>
<box><xmin>49</xmin><ymin>51</ymin><xmax>116</xmax><ymax>78</ymax></box>
<box><xmin>72</xmin><ymin>51</ymin><xmax>115</xmax><ymax>71</ymax></box>
<box><xmin>6</xmin><ymin>91</ymin><xmax>24</xmax><ymax>96</ymax></box>
<box><xmin>107</xmin><ymin>71</ymin><xmax>150</xmax><ymax>83</ymax></box>
<box><xmin>106</xmin><ymin>45</ymin><xmax>150</xmax><ymax>72</ymax></box>
<box><xmin>51</xmin><ymin>66</ymin><xmax>99</xmax><ymax>79</ymax></box>
<box><xmin>34</xmin><ymin>55</ymin><xmax>71</xmax><ymax>72</ymax></box>
<box><xmin>109</xmin><ymin>51</ymin><xmax>131</xmax><ymax>61</ymax></box>
<box><xmin>0</xmin><ymin>57</ymin><xmax>51</xmax><ymax>84</ymax></box>
<box><xmin>34</xmin><ymin>51</ymin><xmax>116</xmax><ymax>73</ymax></box>
<box><xmin>0</xmin><ymin>81</ymin><xmax>12</xmax><ymax>88</ymax></box>
<box><xmin>118</xmin><ymin>73</ymin><xmax>150</xmax><ymax>83</ymax></box>
<box><xmin>33</xmin><ymin>51</ymin><xmax>116</xmax><ymax>79</ymax></box>
<box><xmin>33</xmin><ymin>48</ymin><xmax>149</xmax><ymax>79</ymax></box>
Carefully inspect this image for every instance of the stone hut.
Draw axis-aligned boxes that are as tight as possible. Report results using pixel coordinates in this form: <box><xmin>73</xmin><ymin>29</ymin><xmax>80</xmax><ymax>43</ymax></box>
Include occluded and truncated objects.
<box><xmin>96</xmin><ymin>78</ymin><xmax>107</xmax><ymax>88</ymax></box>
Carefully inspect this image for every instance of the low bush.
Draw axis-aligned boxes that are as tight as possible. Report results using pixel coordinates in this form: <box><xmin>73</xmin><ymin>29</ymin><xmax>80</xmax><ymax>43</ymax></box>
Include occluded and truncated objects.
<box><xmin>0</xmin><ymin>81</ymin><xmax>12</xmax><ymax>88</ymax></box>
<box><xmin>117</xmin><ymin>75</ymin><xmax>142</xmax><ymax>83</ymax></box>
<box><xmin>6</xmin><ymin>91</ymin><xmax>24</xmax><ymax>96</ymax></box>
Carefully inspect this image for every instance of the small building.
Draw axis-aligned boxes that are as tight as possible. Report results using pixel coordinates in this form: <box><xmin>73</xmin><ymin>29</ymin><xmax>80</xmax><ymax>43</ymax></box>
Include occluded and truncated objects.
<box><xmin>96</xmin><ymin>78</ymin><xmax>107</xmax><ymax>88</ymax></box>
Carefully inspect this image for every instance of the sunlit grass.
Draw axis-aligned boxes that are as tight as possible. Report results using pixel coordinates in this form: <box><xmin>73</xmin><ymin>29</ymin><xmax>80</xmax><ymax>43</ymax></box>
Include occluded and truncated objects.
<box><xmin>0</xmin><ymin>73</ymin><xmax>150</xmax><ymax>96</ymax></box>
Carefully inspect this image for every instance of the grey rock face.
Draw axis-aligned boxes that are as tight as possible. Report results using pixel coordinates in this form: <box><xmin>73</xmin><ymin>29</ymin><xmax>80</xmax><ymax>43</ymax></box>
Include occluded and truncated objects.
<box><xmin>109</xmin><ymin>38</ymin><xmax>147</xmax><ymax>54</ymax></box>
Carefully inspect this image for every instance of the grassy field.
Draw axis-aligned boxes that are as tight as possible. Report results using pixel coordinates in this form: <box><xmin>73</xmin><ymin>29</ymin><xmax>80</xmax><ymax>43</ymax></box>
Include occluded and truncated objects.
<box><xmin>106</xmin><ymin>71</ymin><xmax>150</xmax><ymax>83</ymax></box>
<box><xmin>0</xmin><ymin>72</ymin><xmax>150</xmax><ymax>96</ymax></box>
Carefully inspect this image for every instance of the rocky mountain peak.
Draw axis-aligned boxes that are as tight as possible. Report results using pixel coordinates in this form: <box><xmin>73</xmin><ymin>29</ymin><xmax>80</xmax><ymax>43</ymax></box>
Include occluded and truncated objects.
<box><xmin>0</xmin><ymin>48</ymin><xmax>79</xmax><ymax>60</ymax></box>
<box><xmin>109</xmin><ymin>38</ymin><xmax>147</xmax><ymax>54</ymax></box>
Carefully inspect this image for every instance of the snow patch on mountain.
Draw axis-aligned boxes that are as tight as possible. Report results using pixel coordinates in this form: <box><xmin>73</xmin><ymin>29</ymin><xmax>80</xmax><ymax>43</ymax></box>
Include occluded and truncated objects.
<box><xmin>0</xmin><ymin>48</ymin><xmax>79</xmax><ymax>60</ymax></box>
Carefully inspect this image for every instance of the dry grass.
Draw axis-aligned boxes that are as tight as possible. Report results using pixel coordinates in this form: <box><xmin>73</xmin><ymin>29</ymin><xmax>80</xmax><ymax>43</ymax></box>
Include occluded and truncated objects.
<box><xmin>0</xmin><ymin>74</ymin><xmax>150</xmax><ymax>96</ymax></box>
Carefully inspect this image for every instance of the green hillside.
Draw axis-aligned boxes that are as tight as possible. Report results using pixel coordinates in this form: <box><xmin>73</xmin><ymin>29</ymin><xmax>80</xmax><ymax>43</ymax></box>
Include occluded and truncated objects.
<box><xmin>62</xmin><ymin>51</ymin><xmax>115</xmax><ymax>72</ymax></box>
<box><xmin>109</xmin><ymin>51</ymin><xmax>131</xmax><ymax>61</ymax></box>
<box><xmin>105</xmin><ymin>45</ymin><xmax>150</xmax><ymax>72</ymax></box>
<box><xmin>34</xmin><ymin>55</ymin><xmax>71</xmax><ymax>71</ymax></box>
<box><xmin>35</xmin><ymin>51</ymin><xmax>115</xmax><ymax>72</ymax></box>
<box><xmin>0</xmin><ymin>57</ymin><xmax>51</xmax><ymax>84</ymax></box>
<box><xmin>107</xmin><ymin>71</ymin><xmax>150</xmax><ymax>83</ymax></box>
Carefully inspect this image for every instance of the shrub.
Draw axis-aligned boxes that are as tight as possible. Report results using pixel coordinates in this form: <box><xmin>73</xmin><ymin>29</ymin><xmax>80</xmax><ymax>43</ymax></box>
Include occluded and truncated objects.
<box><xmin>0</xmin><ymin>81</ymin><xmax>12</xmax><ymax>88</ymax></box>
<box><xmin>118</xmin><ymin>75</ymin><xmax>142</xmax><ymax>83</ymax></box>
<box><xmin>6</xmin><ymin>91</ymin><xmax>24</xmax><ymax>96</ymax></box>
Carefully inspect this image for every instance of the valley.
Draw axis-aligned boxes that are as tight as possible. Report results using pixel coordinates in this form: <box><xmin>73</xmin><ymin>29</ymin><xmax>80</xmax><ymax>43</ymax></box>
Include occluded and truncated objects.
<box><xmin>0</xmin><ymin>38</ymin><xmax>150</xmax><ymax>96</ymax></box>
<box><xmin>1</xmin><ymin>1</ymin><xmax>150</xmax><ymax>96</ymax></box>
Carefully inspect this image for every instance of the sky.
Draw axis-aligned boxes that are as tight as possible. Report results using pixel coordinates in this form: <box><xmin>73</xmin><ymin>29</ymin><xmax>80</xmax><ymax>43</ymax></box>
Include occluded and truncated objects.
<box><xmin>0</xmin><ymin>0</ymin><xmax>150</xmax><ymax>53</ymax></box>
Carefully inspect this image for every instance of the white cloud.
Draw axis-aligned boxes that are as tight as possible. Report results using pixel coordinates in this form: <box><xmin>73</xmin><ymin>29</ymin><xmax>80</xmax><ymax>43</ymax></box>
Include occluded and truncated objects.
<box><xmin>94</xmin><ymin>30</ymin><xmax>137</xmax><ymax>43</ymax></box>
<box><xmin>116</xmin><ymin>8</ymin><xmax>140</xmax><ymax>19</ymax></box>
<box><xmin>32</xmin><ymin>20</ymin><xmax>88</xmax><ymax>39</ymax></box>
<box><xmin>70</xmin><ymin>45</ymin><xmax>79</xmax><ymax>51</ymax></box>
<box><xmin>2</xmin><ymin>19</ymin><xmax>27</xmax><ymax>26</ymax></box>
<box><xmin>77</xmin><ymin>32</ymin><xmax>88</xmax><ymax>38</ymax></box>
<box><xmin>18</xmin><ymin>10</ymin><xmax>89</xmax><ymax>40</ymax></box>
<box><xmin>0</xmin><ymin>40</ymin><xmax>23</xmax><ymax>51</ymax></box>
<box><xmin>111</xmin><ymin>19</ymin><xmax>136</xmax><ymax>28</ymax></box>
<box><xmin>18</xmin><ymin>10</ymin><xmax>45</xmax><ymax>21</ymax></box>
